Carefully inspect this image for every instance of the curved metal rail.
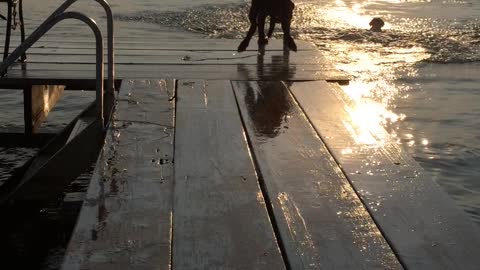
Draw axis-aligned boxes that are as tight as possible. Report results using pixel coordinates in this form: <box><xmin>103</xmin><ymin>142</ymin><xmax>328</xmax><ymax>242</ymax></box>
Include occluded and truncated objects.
<box><xmin>0</xmin><ymin>0</ymin><xmax>115</xmax><ymax>128</ymax></box>
<box><xmin>0</xmin><ymin>12</ymin><xmax>105</xmax><ymax>127</ymax></box>
<box><xmin>43</xmin><ymin>0</ymin><xmax>115</xmax><ymax>93</ymax></box>
<box><xmin>1</xmin><ymin>0</ymin><xmax>114</xmax><ymax>93</ymax></box>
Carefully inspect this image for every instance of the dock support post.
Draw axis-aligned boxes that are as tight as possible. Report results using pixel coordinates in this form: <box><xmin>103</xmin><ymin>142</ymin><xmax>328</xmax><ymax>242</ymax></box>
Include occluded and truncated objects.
<box><xmin>23</xmin><ymin>85</ymin><xmax>65</xmax><ymax>135</ymax></box>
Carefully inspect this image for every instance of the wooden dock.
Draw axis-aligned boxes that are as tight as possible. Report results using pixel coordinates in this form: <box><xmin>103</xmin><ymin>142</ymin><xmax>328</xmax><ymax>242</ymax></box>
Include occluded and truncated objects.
<box><xmin>0</xmin><ymin>37</ymin><xmax>349</xmax><ymax>87</ymax></box>
<box><xmin>1</xmin><ymin>36</ymin><xmax>480</xmax><ymax>269</ymax></box>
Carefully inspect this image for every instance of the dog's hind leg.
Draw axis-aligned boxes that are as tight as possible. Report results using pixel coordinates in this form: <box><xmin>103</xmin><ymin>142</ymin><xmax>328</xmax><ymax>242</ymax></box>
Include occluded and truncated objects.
<box><xmin>267</xmin><ymin>18</ymin><xmax>276</xmax><ymax>39</ymax></box>
<box><xmin>238</xmin><ymin>6</ymin><xmax>258</xmax><ymax>52</ymax></box>
<box><xmin>281</xmin><ymin>1</ymin><xmax>297</xmax><ymax>52</ymax></box>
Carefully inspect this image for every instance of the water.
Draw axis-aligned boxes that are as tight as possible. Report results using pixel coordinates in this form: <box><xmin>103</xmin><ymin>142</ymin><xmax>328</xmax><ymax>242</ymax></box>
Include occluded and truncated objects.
<box><xmin>0</xmin><ymin>0</ymin><xmax>479</xmax><ymax>268</ymax></box>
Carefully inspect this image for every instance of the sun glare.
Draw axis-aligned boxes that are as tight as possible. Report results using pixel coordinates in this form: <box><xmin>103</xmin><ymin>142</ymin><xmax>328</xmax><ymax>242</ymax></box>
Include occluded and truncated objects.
<box><xmin>326</xmin><ymin>0</ymin><xmax>388</xmax><ymax>29</ymax></box>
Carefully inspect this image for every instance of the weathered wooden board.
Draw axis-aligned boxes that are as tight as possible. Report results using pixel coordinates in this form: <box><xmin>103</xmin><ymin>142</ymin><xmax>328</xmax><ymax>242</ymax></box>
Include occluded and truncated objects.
<box><xmin>5</xmin><ymin>48</ymin><xmax>318</xmax><ymax>56</ymax></box>
<box><xmin>6</xmin><ymin>62</ymin><xmax>341</xmax><ymax>73</ymax></box>
<box><xmin>67</xmin><ymin>117</ymin><xmax>92</xmax><ymax>143</ymax></box>
<box><xmin>0</xmin><ymin>36</ymin><xmax>349</xmax><ymax>90</ymax></box>
<box><xmin>2</xmin><ymin>63</ymin><xmax>350</xmax><ymax>83</ymax></box>
<box><xmin>24</xmin><ymin>84</ymin><xmax>65</xmax><ymax>135</ymax></box>
<box><xmin>289</xmin><ymin>81</ymin><xmax>480</xmax><ymax>270</ymax></box>
<box><xmin>3</xmin><ymin>43</ymin><xmax>316</xmax><ymax>54</ymax></box>
<box><xmin>232</xmin><ymin>81</ymin><xmax>402</xmax><ymax>269</ymax></box>
<box><xmin>62</xmin><ymin>80</ymin><xmax>175</xmax><ymax>270</ymax></box>
<box><xmin>173</xmin><ymin>79</ymin><xmax>286</xmax><ymax>269</ymax></box>
<box><xmin>1</xmin><ymin>39</ymin><xmax>323</xmax><ymax>66</ymax></box>
<box><xmin>4</xmin><ymin>43</ymin><xmax>297</xmax><ymax>51</ymax></box>
<box><xmin>22</xmin><ymin>51</ymin><xmax>328</xmax><ymax>65</ymax></box>
<box><xmin>1</xmin><ymin>38</ymin><xmax>317</xmax><ymax>51</ymax></box>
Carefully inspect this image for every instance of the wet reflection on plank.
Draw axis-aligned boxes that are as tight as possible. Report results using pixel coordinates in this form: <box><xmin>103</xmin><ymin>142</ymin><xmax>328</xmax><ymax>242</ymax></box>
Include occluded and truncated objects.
<box><xmin>244</xmin><ymin>80</ymin><xmax>291</xmax><ymax>139</ymax></box>
<box><xmin>239</xmin><ymin>51</ymin><xmax>296</xmax><ymax>140</ymax></box>
<box><xmin>237</xmin><ymin>49</ymin><xmax>296</xmax><ymax>82</ymax></box>
<box><xmin>232</xmin><ymin>76</ymin><xmax>401</xmax><ymax>269</ymax></box>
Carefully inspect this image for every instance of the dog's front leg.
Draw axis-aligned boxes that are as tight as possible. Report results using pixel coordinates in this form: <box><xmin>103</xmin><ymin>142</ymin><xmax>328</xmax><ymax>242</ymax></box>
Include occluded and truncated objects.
<box><xmin>238</xmin><ymin>7</ymin><xmax>258</xmax><ymax>52</ymax></box>
<box><xmin>257</xmin><ymin>14</ymin><xmax>268</xmax><ymax>52</ymax></box>
<box><xmin>281</xmin><ymin>18</ymin><xmax>297</xmax><ymax>52</ymax></box>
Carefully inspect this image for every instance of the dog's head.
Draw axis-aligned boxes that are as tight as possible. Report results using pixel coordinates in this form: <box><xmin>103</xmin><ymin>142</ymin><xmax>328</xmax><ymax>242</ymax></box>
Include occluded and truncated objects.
<box><xmin>369</xmin><ymin>17</ymin><xmax>385</xmax><ymax>32</ymax></box>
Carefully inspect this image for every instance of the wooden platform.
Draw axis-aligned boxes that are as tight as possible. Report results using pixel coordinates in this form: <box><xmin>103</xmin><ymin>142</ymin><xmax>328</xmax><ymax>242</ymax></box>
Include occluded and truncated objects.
<box><xmin>0</xmin><ymin>38</ymin><xmax>350</xmax><ymax>90</ymax></box>
<box><xmin>1</xmin><ymin>35</ymin><xmax>479</xmax><ymax>269</ymax></box>
<box><xmin>61</xmin><ymin>78</ymin><xmax>480</xmax><ymax>269</ymax></box>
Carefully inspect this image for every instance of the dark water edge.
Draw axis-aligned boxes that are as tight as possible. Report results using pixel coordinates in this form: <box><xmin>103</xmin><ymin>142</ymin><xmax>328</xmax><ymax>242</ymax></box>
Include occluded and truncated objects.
<box><xmin>0</xmin><ymin>147</ymin><xmax>39</xmax><ymax>187</ymax></box>
<box><xmin>0</xmin><ymin>91</ymin><xmax>95</xmax><ymax>184</ymax></box>
<box><xmin>0</xmin><ymin>91</ymin><xmax>95</xmax><ymax>269</ymax></box>
<box><xmin>0</xmin><ymin>167</ymin><xmax>93</xmax><ymax>270</ymax></box>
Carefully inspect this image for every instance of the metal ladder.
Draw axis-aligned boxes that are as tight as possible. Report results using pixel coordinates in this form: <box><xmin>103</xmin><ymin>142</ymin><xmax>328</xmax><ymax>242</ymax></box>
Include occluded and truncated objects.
<box><xmin>0</xmin><ymin>0</ymin><xmax>115</xmax><ymax>129</ymax></box>
<box><xmin>0</xmin><ymin>0</ymin><xmax>116</xmax><ymax>206</ymax></box>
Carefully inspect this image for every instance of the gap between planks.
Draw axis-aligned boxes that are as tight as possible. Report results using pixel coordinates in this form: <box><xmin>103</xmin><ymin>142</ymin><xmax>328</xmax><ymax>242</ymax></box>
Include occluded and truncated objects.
<box><xmin>232</xmin><ymin>80</ymin><xmax>401</xmax><ymax>269</ymax></box>
<box><xmin>288</xmin><ymin>80</ymin><xmax>480</xmax><ymax>270</ymax></box>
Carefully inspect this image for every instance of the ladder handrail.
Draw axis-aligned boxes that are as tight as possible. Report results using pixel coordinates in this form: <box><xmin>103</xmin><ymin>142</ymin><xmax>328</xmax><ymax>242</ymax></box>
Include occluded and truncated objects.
<box><xmin>0</xmin><ymin>11</ymin><xmax>105</xmax><ymax>128</ymax></box>
<box><xmin>0</xmin><ymin>0</ymin><xmax>116</xmax><ymax>129</ymax></box>
<box><xmin>0</xmin><ymin>0</ymin><xmax>114</xmax><ymax>93</ymax></box>
<box><xmin>45</xmin><ymin>0</ymin><xmax>114</xmax><ymax>93</ymax></box>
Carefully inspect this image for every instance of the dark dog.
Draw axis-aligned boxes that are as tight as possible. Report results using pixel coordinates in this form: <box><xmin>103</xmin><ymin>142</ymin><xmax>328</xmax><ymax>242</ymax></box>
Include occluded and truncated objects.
<box><xmin>238</xmin><ymin>0</ymin><xmax>297</xmax><ymax>52</ymax></box>
<box><xmin>369</xmin><ymin>17</ymin><xmax>385</xmax><ymax>32</ymax></box>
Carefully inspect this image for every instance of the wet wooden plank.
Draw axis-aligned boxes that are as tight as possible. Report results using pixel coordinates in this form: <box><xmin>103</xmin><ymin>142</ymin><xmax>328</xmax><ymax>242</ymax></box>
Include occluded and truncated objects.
<box><xmin>62</xmin><ymin>80</ymin><xmax>175</xmax><ymax>270</ymax></box>
<box><xmin>6</xmin><ymin>62</ymin><xmax>336</xmax><ymax>70</ymax></box>
<box><xmin>67</xmin><ymin>117</ymin><xmax>92</xmax><ymax>143</ymax></box>
<box><xmin>232</xmin><ymin>81</ymin><xmax>402</xmax><ymax>269</ymax></box>
<box><xmin>3</xmin><ymin>44</ymin><xmax>314</xmax><ymax>51</ymax></box>
<box><xmin>8</xmin><ymin>48</ymin><xmax>318</xmax><ymax>57</ymax></box>
<box><xmin>289</xmin><ymin>81</ymin><xmax>480</xmax><ymax>270</ymax></box>
<box><xmin>6</xmin><ymin>62</ymin><xmax>341</xmax><ymax>73</ymax></box>
<box><xmin>5</xmin><ymin>43</ymin><xmax>295</xmax><ymax>51</ymax></box>
<box><xmin>2</xmin><ymin>63</ymin><xmax>350</xmax><ymax>83</ymax></box>
<box><xmin>22</xmin><ymin>51</ymin><xmax>328</xmax><ymax>65</ymax></box>
<box><xmin>2</xmin><ymin>38</ymin><xmax>317</xmax><ymax>51</ymax></box>
<box><xmin>173</xmin><ymin>79</ymin><xmax>285</xmax><ymax>270</ymax></box>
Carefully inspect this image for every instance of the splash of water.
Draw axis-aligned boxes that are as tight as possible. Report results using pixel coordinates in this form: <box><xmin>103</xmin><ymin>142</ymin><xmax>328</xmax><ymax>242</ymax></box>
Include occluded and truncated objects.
<box><xmin>114</xmin><ymin>2</ymin><xmax>480</xmax><ymax>63</ymax></box>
